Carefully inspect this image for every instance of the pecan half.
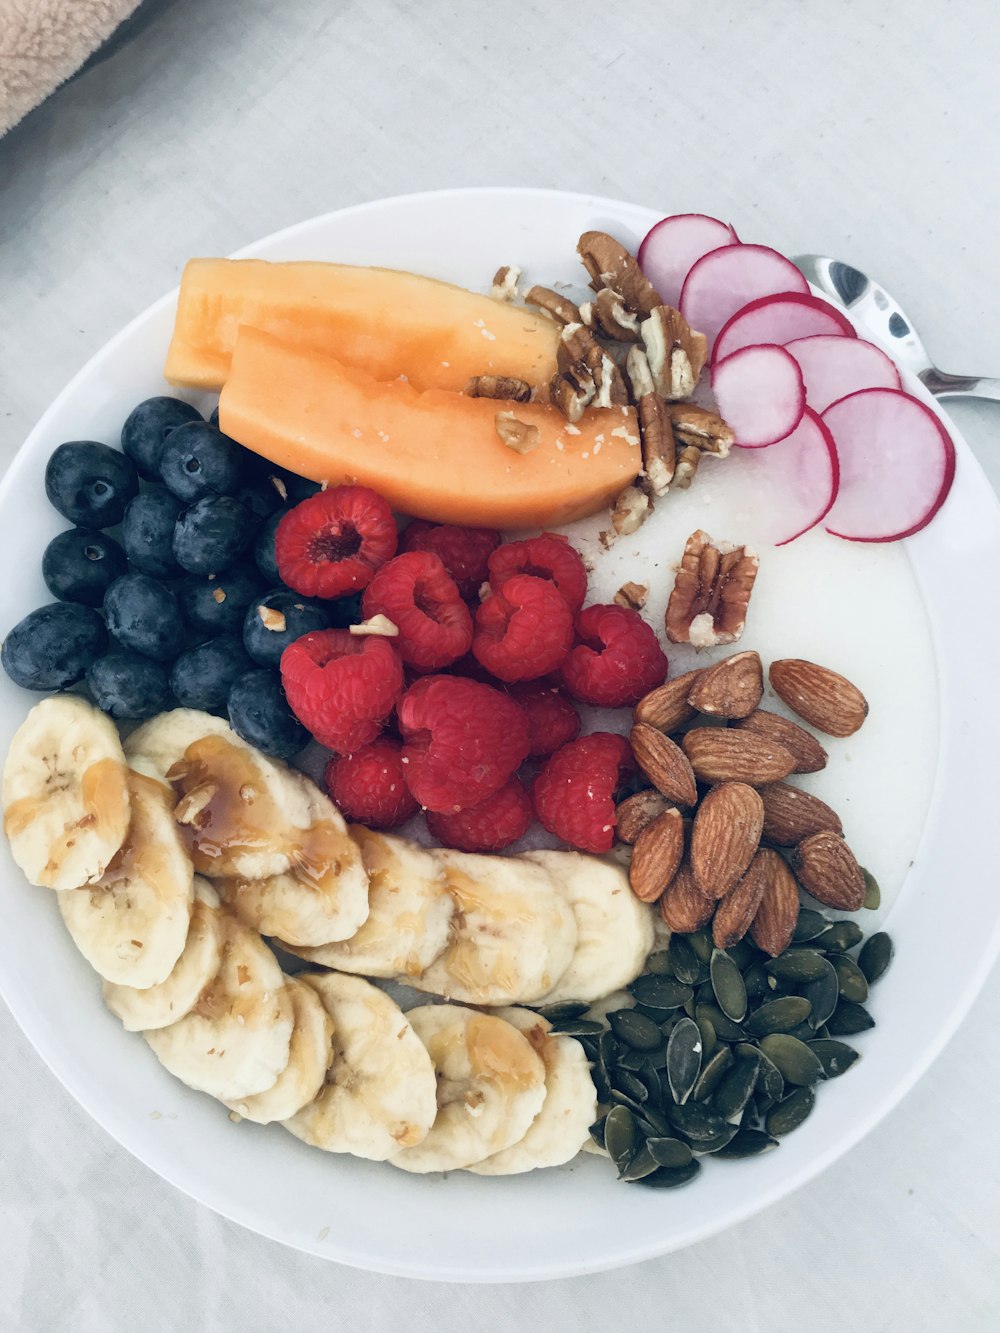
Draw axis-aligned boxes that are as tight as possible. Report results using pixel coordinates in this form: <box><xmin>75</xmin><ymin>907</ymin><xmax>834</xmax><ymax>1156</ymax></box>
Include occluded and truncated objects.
<box><xmin>491</xmin><ymin>265</ymin><xmax>521</xmax><ymax>302</ymax></box>
<box><xmin>525</xmin><ymin>285</ymin><xmax>581</xmax><ymax>326</ymax></box>
<box><xmin>465</xmin><ymin>374</ymin><xmax>532</xmax><ymax>402</ymax></box>
<box><xmin>637</xmin><ymin>392</ymin><xmax>675</xmax><ymax>495</ymax></box>
<box><xmin>667</xmin><ymin>403</ymin><xmax>735</xmax><ymax>457</ymax></box>
<box><xmin>592</xmin><ymin>287</ymin><xmax>642</xmax><ymax>341</ymax></box>
<box><xmin>664</xmin><ymin>529</ymin><xmax>759</xmax><ymax>647</ymax></box>
<box><xmin>611</xmin><ymin>485</ymin><xmax>651</xmax><ymax>536</ymax></box>
<box><xmin>671</xmin><ymin>445</ymin><xmax>701</xmax><ymax>490</ymax></box>
<box><xmin>549</xmin><ymin>363</ymin><xmax>595</xmax><ymax>423</ymax></box>
<box><xmin>577</xmin><ymin>231</ymin><xmax>662</xmax><ymax>316</ymax></box>
<box><xmin>641</xmin><ymin>305</ymin><xmax>708</xmax><ymax>401</ymax></box>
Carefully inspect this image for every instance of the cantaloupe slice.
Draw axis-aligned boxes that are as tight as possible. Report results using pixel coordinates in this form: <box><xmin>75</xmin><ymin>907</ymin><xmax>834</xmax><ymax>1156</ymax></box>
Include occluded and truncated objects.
<box><xmin>218</xmin><ymin>328</ymin><xmax>641</xmax><ymax>529</ymax></box>
<box><xmin>164</xmin><ymin>259</ymin><xmax>562</xmax><ymax>392</ymax></box>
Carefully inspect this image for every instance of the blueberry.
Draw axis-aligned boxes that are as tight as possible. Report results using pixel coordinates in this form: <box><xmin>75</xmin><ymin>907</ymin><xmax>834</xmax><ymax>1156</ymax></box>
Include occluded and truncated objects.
<box><xmin>104</xmin><ymin>573</ymin><xmax>185</xmax><ymax>661</ymax></box>
<box><xmin>87</xmin><ymin>651</ymin><xmax>173</xmax><ymax>720</ymax></box>
<box><xmin>42</xmin><ymin>529</ymin><xmax>128</xmax><ymax>607</ymax></box>
<box><xmin>121</xmin><ymin>487</ymin><xmax>184</xmax><ymax>578</ymax></box>
<box><xmin>209</xmin><ymin>405</ymin><xmax>220</xmax><ymax>427</ymax></box>
<box><xmin>122</xmin><ymin>397</ymin><xmax>203</xmax><ymax>479</ymax></box>
<box><xmin>159</xmin><ymin>422</ymin><xmax>246</xmax><ymax>503</ymax></box>
<box><xmin>327</xmin><ymin>592</ymin><xmax>363</xmax><ymax>628</ymax></box>
<box><xmin>170</xmin><ymin>637</ymin><xmax>254</xmax><ymax>712</ymax></box>
<box><xmin>2</xmin><ymin>603</ymin><xmax>108</xmax><ymax>690</ymax></box>
<box><xmin>227</xmin><ymin>669</ymin><xmax>309</xmax><ymax>758</ymax></box>
<box><xmin>253</xmin><ymin>507</ymin><xmax>286</xmax><ymax>584</ymax></box>
<box><xmin>173</xmin><ymin>495</ymin><xmax>253</xmax><ymax>575</ymax></box>
<box><xmin>243</xmin><ymin>589</ymin><xmax>329</xmax><ymax>668</ymax></box>
<box><xmin>278</xmin><ymin>470</ymin><xmax>322</xmax><ymax>504</ymax></box>
<box><xmin>233</xmin><ymin>475</ymin><xmax>285</xmax><ymax>525</ymax></box>
<box><xmin>176</xmin><ymin>562</ymin><xmax>263</xmax><ymax>637</ymax></box>
<box><xmin>45</xmin><ymin>441</ymin><xmax>139</xmax><ymax>528</ymax></box>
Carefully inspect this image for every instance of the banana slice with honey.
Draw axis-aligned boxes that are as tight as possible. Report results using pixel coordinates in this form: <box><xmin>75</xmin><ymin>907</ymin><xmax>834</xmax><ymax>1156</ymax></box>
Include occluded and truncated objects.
<box><xmin>225</xmin><ymin>976</ymin><xmax>333</xmax><ymax>1124</ymax></box>
<box><xmin>2</xmin><ymin>694</ymin><xmax>130</xmax><ymax>891</ymax></box>
<box><xmin>405</xmin><ymin>850</ymin><xmax>577</xmax><ymax>1006</ymax></box>
<box><xmin>58</xmin><ymin>770</ymin><xmax>193</xmax><ymax>988</ymax></box>
<box><xmin>389</xmin><ymin>1004</ymin><xmax>548</xmax><ymax>1175</ymax></box>
<box><xmin>523</xmin><ymin>850</ymin><xmax>655</xmax><ymax>1003</ymax></box>
<box><xmin>144</xmin><ymin>914</ymin><xmax>294</xmax><ymax>1101</ymax></box>
<box><xmin>467</xmin><ymin>1008</ymin><xmax>597</xmax><ymax>1175</ymax></box>
<box><xmin>283</xmin><ymin>973</ymin><xmax>437</xmax><ymax>1160</ymax></box>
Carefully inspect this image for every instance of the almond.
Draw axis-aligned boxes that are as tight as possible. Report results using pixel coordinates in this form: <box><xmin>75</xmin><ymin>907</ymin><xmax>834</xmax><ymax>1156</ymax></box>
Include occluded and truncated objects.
<box><xmin>732</xmin><ymin>709</ymin><xmax>827</xmax><ymax>773</ymax></box>
<box><xmin>633</xmin><ymin>669</ymin><xmax>704</xmax><ymax>733</ymax></box>
<box><xmin>682</xmin><ymin>728</ymin><xmax>796</xmax><ymax>786</ymax></box>
<box><xmin>629</xmin><ymin>724</ymin><xmax>698</xmax><ymax>807</ymax></box>
<box><xmin>687</xmin><ymin>650</ymin><xmax>763</xmax><ymax>719</ymax></box>
<box><xmin>758</xmin><ymin>782</ymin><xmax>844</xmax><ymax>846</ymax></box>
<box><xmin>629</xmin><ymin>807</ymin><xmax>685</xmax><ymax>903</ymax></box>
<box><xmin>659</xmin><ymin>861</ymin><xmax>714</xmax><ymax>933</ymax></box>
<box><xmin>615</xmin><ymin>789</ymin><xmax>668</xmax><ymax>844</ymax></box>
<box><xmin>690</xmin><ymin>781</ymin><xmax>763</xmax><ymax>899</ymax></box>
<box><xmin>768</xmin><ymin>659</ymin><xmax>869</xmax><ymax>738</ymax></box>
<box><xmin>713</xmin><ymin>850</ymin><xmax>768</xmax><ymax>948</ymax></box>
<box><xmin>791</xmin><ymin>830</ymin><xmax>865</xmax><ymax>910</ymax></box>
<box><xmin>748</xmin><ymin>849</ymin><xmax>800</xmax><ymax>956</ymax></box>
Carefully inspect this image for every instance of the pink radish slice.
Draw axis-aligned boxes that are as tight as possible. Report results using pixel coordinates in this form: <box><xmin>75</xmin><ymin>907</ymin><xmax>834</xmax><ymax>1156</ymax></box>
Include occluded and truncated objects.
<box><xmin>680</xmin><ymin>244</ymin><xmax>810</xmax><ymax>351</ymax></box>
<box><xmin>711</xmin><ymin>344</ymin><xmax>806</xmax><ymax>448</ymax></box>
<box><xmin>713</xmin><ymin>293</ymin><xmax>856</xmax><ymax>365</ymax></box>
<box><xmin>638</xmin><ymin>214</ymin><xmax>739</xmax><ymax>309</ymax></box>
<box><xmin>694</xmin><ymin>409</ymin><xmax>839</xmax><ymax>546</ymax></box>
<box><xmin>784</xmin><ymin>335</ymin><xmax>901</xmax><ymax>413</ymax></box>
<box><xmin>822</xmin><ymin>388</ymin><xmax>956</xmax><ymax>542</ymax></box>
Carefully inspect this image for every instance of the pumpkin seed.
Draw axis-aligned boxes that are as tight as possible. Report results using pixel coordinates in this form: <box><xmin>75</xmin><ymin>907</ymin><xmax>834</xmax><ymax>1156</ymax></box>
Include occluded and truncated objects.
<box><xmin>793</xmin><ymin>908</ymin><xmax>830</xmax><ymax>942</ymax></box>
<box><xmin>825</xmin><ymin>1000</ymin><xmax>875</xmax><ymax>1036</ymax></box>
<box><xmin>630</xmin><ymin>975</ymin><xmax>694</xmax><ymax>1010</ymax></box>
<box><xmin>861</xmin><ymin>867</ymin><xmax>881</xmax><ymax>910</ymax></box>
<box><xmin>812</xmin><ymin>1023</ymin><xmax>831</xmax><ymax>1040</ymax></box>
<box><xmin>638</xmin><ymin>1066</ymin><xmax>664</xmax><ymax>1108</ymax></box>
<box><xmin>688</xmin><ymin>929</ymin><xmax>714</xmax><ymax>965</ymax></box>
<box><xmin>537</xmin><ymin>1000</ymin><xmax>589</xmax><ymax>1022</ymax></box>
<box><xmin>612</xmin><ymin>1069</ymin><xmax>649</xmax><ymax>1103</ymax></box>
<box><xmin>711</xmin><ymin>948</ymin><xmax>748</xmax><ymax>1022</ymax></box>
<box><xmin>858</xmin><ymin>931</ymin><xmax>894</xmax><ymax>984</ymax></box>
<box><xmin>759</xmin><ymin>1033</ymin><xmax>827</xmax><ymax>1086</ymax></box>
<box><xmin>785</xmin><ymin>1021</ymin><xmax>821</xmax><ymax>1042</ymax></box>
<box><xmin>588</xmin><ymin>1117</ymin><xmax>607</xmax><ymax>1150</ymax></box>
<box><xmin>616</xmin><ymin>1047</ymin><xmax>647</xmax><ymax>1072</ymax></box>
<box><xmin>549</xmin><ymin>1017</ymin><xmax>604</xmax><ymax>1037</ymax></box>
<box><xmin>691</xmin><ymin>1045</ymin><xmax>734</xmax><ymax>1101</ymax></box>
<box><xmin>666</xmin><ymin>1016</ymin><xmax>703</xmax><ymax>1105</ymax></box>
<box><xmin>609</xmin><ymin>1088</ymin><xmax>646</xmax><ymax>1115</ymax></box>
<box><xmin>609</xmin><ymin>1009</ymin><xmax>663</xmax><ymax>1051</ymax></box>
<box><xmin>635</xmin><ymin>1003</ymin><xmax>674</xmax><ymax>1023</ymax></box>
<box><xmin>645</xmin><ymin>950</ymin><xmax>673</xmax><ymax>976</ymax></box>
<box><xmin>668</xmin><ymin>934</ymin><xmax>702</xmax><ymax>985</ymax></box>
<box><xmin>801</xmin><ymin>957</ymin><xmax>840</xmax><ymax>1029</ymax></box>
<box><xmin>727</xmin><ymin>939</ymin><xmax>759</xmax><ymax>971</ymax></box>
<box><xmin>634</xmin><ymin>1160</ymin><xmax>701</xmax><ymax>1188</ymax></box>
<box><xmin>815</xmin><ymin>920</ymin><xmax>863</xmax><ymax>953</ymax></box>
<box><xmin>604</xmin><ymin>1104</ymin><xmax>637</xmax><ymax>1173</ymax></box>
<box><xmin>746</xmin><ymin>996</ymin><xmax>813</xmax><ymax>1037</ymax></box>
<box><xmin>752</xmin><ymin>1046</ymin><xmax>786</xmax><ymax>1104</ymax></box>
<box><xmin>754</xmin><ymin>1090</ymin><xmax>777</xmax><ymax>1118</ymax></box>
<box><xmin>829</xmin><ymin>953</ymin><xmax>870</xmax><ymax>1004</ymax></box>
<box><xmin>667</xmin><ymin>1101</ymin><xmax>733</xmax><ymax>1143</ymax></box>
<box><xmin>765</xmin><ymin>1085</ymin><xmax>816</xmax><ymax>1136</ymax></box>
<box><xmin>807</xmin><ymin>1037</ymin><xmax>860</xmax><ymax>1078</ymax></box>
<box><xmin>766</xmin><ymin>949</ymin><xmax>829</xmax><ymax>983</ymax></box>
<box><xmin>743</xmin><ymin>960</ymin><xmax>772</xmax><ymax>1006</ymax></box>
<box><xmin>620</xmin><ymin>1142</ymin><xmax>661</xmax><ymax>1181</ymax></box>
<box><xmin>714</xmin><ymin>1129</ymin><xmax>779</xmax><ymax>1158</ymax></box>
<box><xmin>645</xmin><ymin>1136</ymin><xmax>694</xmax><ymax>1168</ymax></box>
<box><xmin>696</xmin><ymin>1011</ymin><xmax>717</xmax><ymax>1061</ymax></box>
<box><xmin>637</xmin><ymin>1106</ymin><xmax>672</xmax><ymax>1137</ymax></box>
<box><xmin>712</xmin><ymin>1049</ymin><xmax>761</xmax><ymax>1121</ymax></box>
<box><xmin>695</xmin><ymin>1002</ymin><xmax>747</xmax><ymax>1042</ymax></box>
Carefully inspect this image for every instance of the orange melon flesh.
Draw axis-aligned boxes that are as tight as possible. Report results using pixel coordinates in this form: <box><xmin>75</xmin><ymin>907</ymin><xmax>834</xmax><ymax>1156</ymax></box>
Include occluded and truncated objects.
<box><xmin>165</xmin><ymin>258</ymin><xmax>562</xmax><ymax>392</ymax></box>
<box><xmin>218</xmin><ymin>328</ymin><xmax>641</xmax><ymax>529</ymax></box>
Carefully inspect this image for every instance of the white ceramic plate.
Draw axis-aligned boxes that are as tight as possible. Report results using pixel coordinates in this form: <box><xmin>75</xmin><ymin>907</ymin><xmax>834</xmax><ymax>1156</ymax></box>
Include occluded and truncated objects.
<box><xmin>1</xmin><ymin>189</ymin><xmax>999</xmax><ymax>1282</ymax></box>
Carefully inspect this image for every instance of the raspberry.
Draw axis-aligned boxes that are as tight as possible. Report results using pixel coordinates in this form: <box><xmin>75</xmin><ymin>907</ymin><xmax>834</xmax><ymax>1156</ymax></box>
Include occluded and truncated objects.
<box><xmin>425</xmin><ymin>777</ymin><xmax>532</xmax><ymax>852</ymax></box>
<box><xmin>560</xmin><ymin>604</ymin><xmax>669</xmax><ymax>707</ymax></box>
<box><xmin>488</xmin><ymin>533</ymin><xmax>588</xmax><ymax>613</ymax></box>
<box><xmin>280</xmin><ymin>629</ymin><xmax>403</xmax><ymax>753</ymax></box>
<box><xmin>532</xmin><ymin>732</ymin><xmax>635</xmax><ymax>853</ymax></box>
<box><xmin>324</xmin><ymin>738</ymin><xmax>418</xmax><ymax>829</ymax></box>
<box><xmin>509</xmin><ymin>681</ymin><xmax>581</xmax><ymax>756</ymax></box>
<box><xmin>276</xmin><ymin>485</ymin><xmax>397</xmax><ymax>599</ymax></box>
<box><xmin>399</xmin><ymin>521</ymin><xmax>500</xmax><ymax>600</ymax></box>
<box><xmin>362</xmin><ymin>552</ymin><xmax>473</xmax><ymax>671</ymax></box>
<box><xmin>397</xmin><ymin>674</ymin><xmax>529</xmax><ymax>813</ymax></box>
<box><xmin>471</xmin><ymin>574</ymin><xmax>573</xmax><ymax>683</ymax></box>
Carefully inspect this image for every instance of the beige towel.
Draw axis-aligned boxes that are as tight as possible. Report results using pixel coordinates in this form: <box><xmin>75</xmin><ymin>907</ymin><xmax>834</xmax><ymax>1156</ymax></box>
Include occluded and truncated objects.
<box><xmin>0</xmin><ymin>0</ymin><xmax>141</xmax><ymax>136</ymax></box>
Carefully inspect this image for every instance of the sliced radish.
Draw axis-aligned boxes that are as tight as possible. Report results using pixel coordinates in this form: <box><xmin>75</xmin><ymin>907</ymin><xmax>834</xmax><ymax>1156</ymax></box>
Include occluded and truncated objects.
<box><xmin>697</xmin><ymin>409</ymin><xmax>839</xmax><ymax>546</ymax></box>
<box><xmin>638</xmin><ymin>214</ymin><xmax>739</xmax><ymax>308</ymax></box>
<box><xmin>784</xmin><ymin>335</ymin><xmax>901</xmax><ymax>413</ymax></box>
<box><xmin>822</xmin><ymin>388</ymin><xmax>956</xmax><ymax>542</ymax></box>
<box><xmin>713</xmin><ymin>293</ymin><xmax>856</xmax><ymax>364</ymax></box>
<box><xmin>711</xmin><ymin>344</ymin><xmax>806</xmax><ymax>448</ymax></box>
<box><xmin>680</xmin><ymin>244</ymin><xmax>810</xmax><ymax>350</ymax></box>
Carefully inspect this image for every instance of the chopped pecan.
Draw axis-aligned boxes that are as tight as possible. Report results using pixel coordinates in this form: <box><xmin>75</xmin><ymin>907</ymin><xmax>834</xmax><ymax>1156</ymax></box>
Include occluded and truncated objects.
<box><xmin>612</xmin><ymin>485</ymin><xmax>651</xmax><ymax>536</ymax></box>
<box><xmin>613</xmin><ymin>581</ymin><xmax>649</xmax><ymax>611</ymax></box>
<box><xmin>491</xmin><ymin>265</ymin><xmax>521</xmax><ymax>301</ymax></box>
<box><xmin>495</xmin><ymin>412</ymin><xmax>540</xmax><ymax>453</ymax></box>
<box><xmin>553</xmin><ymin>324</ymin><xmax>627</xmax><ymax>416</ymax></box>
<box><xmin>592</xmin><ymin>288</ymin><xmax>642</xmax><ymax>341</ymax></box>
<box><xmin>667</xmin><ymin>403</ymin><xmax>734</xmax><ymax>456</ymax></box>
<box><xmin>577</xmin><ymin>231</ymin><xmax>661</xmax><ymax>316</ymax></box>
<box><xmin>672</xmin><ymin>445</ymin><xmax>701</xmax><ymax>490</ymax></box>
<box><xmin>464</xmin><ymin>374</ymin><xmax>532</xmax><ymax>402</ymax></box>
<box><xmin>638</xmin><ymin>392</ymin><xmax>675</xmax><ymax>495</ymax></box>
<box><xmin>525</xmin><ymin>285</ymin><xmax>581</xmax><ymax>326</ymax></box>
<box><xmin>641</xmin><ymin>305</ymin><xmax>708</xmax><ymax>400</ymax></box>
<box><xmin>665</xmin><ymin>530</ymin><xmax>760</xmax><ymax>648</ymax></box>
<box><xmin>625</xmin><ymin>346</ymin><xmax>655</xmax><ymax>400</ymax></box>
<box><xmin>549</xmin><ymin>363</ymin><xmax>596</xmax><ymax>423</ymax></box>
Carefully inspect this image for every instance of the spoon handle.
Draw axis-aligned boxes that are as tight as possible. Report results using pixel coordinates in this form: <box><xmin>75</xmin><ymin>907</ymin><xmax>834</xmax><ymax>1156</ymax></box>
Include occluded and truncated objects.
<box><xmin>920</xmin><ymin>369</ymin><xmax>1000</xmax><ymax>403</ymax></box>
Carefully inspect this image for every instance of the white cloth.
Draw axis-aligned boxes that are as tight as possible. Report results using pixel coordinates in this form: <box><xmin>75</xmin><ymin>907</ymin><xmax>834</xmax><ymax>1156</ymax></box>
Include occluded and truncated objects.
<box><xmin>1</xmin><ymin>0</ymin><xmax>999</xmax><ymax>1328</ymax></box>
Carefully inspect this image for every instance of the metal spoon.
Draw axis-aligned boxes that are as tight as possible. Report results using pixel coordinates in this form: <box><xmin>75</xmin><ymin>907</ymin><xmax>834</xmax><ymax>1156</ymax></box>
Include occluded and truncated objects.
<box><xmin>794</xmin><ymin>254</ymin><xmax>1000</xmax><ymax>403</ymax></box>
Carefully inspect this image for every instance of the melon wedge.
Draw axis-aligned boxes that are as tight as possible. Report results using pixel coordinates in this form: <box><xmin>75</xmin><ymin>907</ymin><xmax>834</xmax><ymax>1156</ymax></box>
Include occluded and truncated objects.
<box><xmin>218</xmin><ymin>328</ymin><xmax>641</xmax><ymax>529</ymax></box>
<box><xmin>164</xmin><ymin>258</ymin><xmax>562</xmax><ymax>392</ymax></box>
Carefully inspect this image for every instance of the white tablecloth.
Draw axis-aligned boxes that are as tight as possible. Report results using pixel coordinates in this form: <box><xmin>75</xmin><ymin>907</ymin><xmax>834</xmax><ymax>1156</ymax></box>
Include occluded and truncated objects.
<box><xmin>1</xmin><ymin>1</ymin><xmax>999</xmax><ymax>1327</ymax></box>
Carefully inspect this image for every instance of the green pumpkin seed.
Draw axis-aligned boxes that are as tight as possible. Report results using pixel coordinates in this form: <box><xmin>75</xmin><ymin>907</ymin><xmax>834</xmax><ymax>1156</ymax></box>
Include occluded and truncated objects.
<box><xmin>608</xmin><ymin>1009</ymin><xmax>663</xmax><ymax>1051</ymax></box>
<box><xmin>537</xmin><ymin>1000</ymin><xmax>589</xmax><ymax>1022</ymax></box>
<box><xmin>793</xmin><ymin>908</ymin><xmax>830</xmax><ymax>942</ymax></box>
<box><xmin>634</xmin><ymin>1160</ymin><xmax>701</xmax><ymax>1188</ymax></box>
<box><xmin>667</xmin><ymin>1107</ymin><xmax>738</xmax><ymax>1154</ymax></box>
<box><xmin>812</xmin><ymin>1023</ymin><xmax>831</xmax><ymax>1040</ymax></box>
<box><xmin>714</xmin><ymin>1129</ymin><xmax>779</xmax><ymax>1158</ymax></box>
<box><xmin>746</xmin><ymin>996</ymin><xmax>813</xmax><ymax>1037</ymax></box>
<box><xmin>754</xmin><ymin>1091</ymin><xmax>777</xmax><ymax>1118</ymax></box>
<box><xmin>765</xmin><ymin>1085</ymin><xmax>816</xmax><ymax>1136</ymax></box>
<box><xmin>752</xmin><ymin>1046</ymin><xmax>786</xmax><ymax>1104</ymax></box>
<box><xmin>645</xmin><ymin>1136</ymin><xmax>693</xmax><ymax>1168</ymax></box>
<box><xmin>759</xmin><ymin>1033</ymin><xmax>827</xmax><ymax>1086</ymax></box>
<box><xmin>616</xmin><ymin>1047</ymin><xmax>647</xmax><ymax>1072</ymax></box>
<box><xmin>630</xmin><ymin>975</ymin><xmax>694</xmax><ymax>1010</ymax></box>
<box><xmin>687</xmin><ymin>929</ymin><xmax>714</xmax><ymax>965</ymax></box>
<box><xmin>711</xmin><ymin>948</ymin><xmax>748</xmax><ymax>1023</ymax></box>
<box><xmin>644</xmin><ymin>950</ymin><xmax>673</xmax><ymax>976</ymax></box>
<box><xmin>712</xmin><ymin>1049</ymin><xmax>761</xmax><ymax>1121</ymax></box>
<box><xmin>695</xmin><ymin>1010</ymin><xmax>717</xmax><ymax>1061</ymax></box>
<box><xmin>726</xmin><ymin>939</ymin><xmax>759</xmax><ymax>971</ymax></box>
<box><xmin>743</xmin><ymin>961</ymin><xmax>772</xmax><ymax>1006</ymax></box>
<box><xmin>604</xmin><ymin>1104</ymin><xmax>637</xmax><ymax>1174</ymax></box>
<box><xmin>861</xmin><ymin>867</ymin><xmax>881</xmax><ymax>910</ymax></box>
<box><xmin>858</xmin><ymin>931</ymin><xmax>894</xmax><ymax>984</ymax></box>
<box><xmin>666</xmin><ymin>1016</ymin><xmax>703</xmax><ymax>1105</ymax></box>
<box><xmin>825</xmin><ymin>1000</ymin><xmax>876</xmax><ymax>1036</ymax></box>
<box><xmin>807</xmin><ymin>1037</ymin><xmax>860</xmax><ymax>1078</ymax></box>
<box><xmin>815</xmin><ymin>920</ymin><xmax>863</xmax><ymax>953</ymax></box>
<box><xmin>829</xmin><ymin>953</ymin><xmax>870</xmax><ymax>1004</ymax></box>
<box><xmin>609</xmin><ymin>1089</ymin><xmax>646</xmax><ymax>1116</ymax></box>
<box><xmin>801</xmin><ymin>956</ymin><xmax>840</xmax><ymax>1029</ymax></box>
<box><xmin>692</xmin><ymin>1045</ymin><xmax>734</xmax><ymax>1101</ymax></box>
<box><xmin>638</xmin><ymin>1067</ymin><xmax>664</xmax><ymax>1108</ymax></box>
<box><xmin>637</xmin><ymin>1106</ymin><xmax>672</xmax><ymax>1138</ymax></box>
<box><xmin>588</xmin><ymin>1117</ymin><xmax>607</xmax><ymax>1150</ymax></box>
<box><xmin>620</xmin><ymin>1142</ymin><xmax>661</xmax><ymax>1181</ymax></box>
<box><xmin>766</xmin><ymin>949</ymin><xmax>830</xmax><ymax>983</ymax></box>
<box><xmin>549</xmin><ymin>1018</ymin><xmax>604</xmax><ymax>1037</ymax></box>
<box><xmin>695</xmin><ymin>1002</ymin><xmax>747</xmax><ymax>1043</ymax></box>
<box><xmin>612</xmin><ymin>1068</ymin><xmax>649</xmax><ymax>1103</ymax></box>
<box><xmin>667</xmin><ymin>934</ymin><xmax>702</xmax><ymax>985</ymax></box>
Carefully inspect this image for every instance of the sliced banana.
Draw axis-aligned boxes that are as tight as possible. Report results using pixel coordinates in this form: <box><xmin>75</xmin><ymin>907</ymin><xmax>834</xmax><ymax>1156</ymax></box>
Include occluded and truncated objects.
<box><xmin>524</xmin><ymin>850</ymin><xmax>655</xmax><ymax>1003</ymax></box>
<box><xmin>2</xmin><ymin>694</ymin><xmax>130</xmax><ymax>891</ymax></box>
<box><xmin>287</xmin><ymin>827</ymin><xmax>453</xmax><ymax>977</ymax></box>
<box><xmin>144</xmin><ymin>914</ymin><xmax>293</xmax><ymax>1101</ymax></box>
<box><xmin>467</xmin><ymin>1009</ymin><xmax>597</xmax><ymax>1175</ymax></box>
<box><xmin>283</xmin><ymin>973</ymin><xmax>437</xmax><ymax>1160</ymax></box>
<box><xmin>58</xmin><ymin>772</ymin><xmax>193</xmax><ymax>988</ymax></box>
<box><xmin>226</xmin><ymin>976</ymin><xmax>333</xmax><ymax>1124</ymax></box>
<box><xmin>103</xmin><ymin>879</ymin><xmax>224</xmax><ymax>1031</ymax></box>
<box><xmin>406</xmin><ymin>850</ymin><xmax>578</xmax><ymax>1006</ymax></box>
<box><xmin>390</xmin><ymin>1004</ymin><xmax>547</xmax><ymax>1174</ymax></box>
